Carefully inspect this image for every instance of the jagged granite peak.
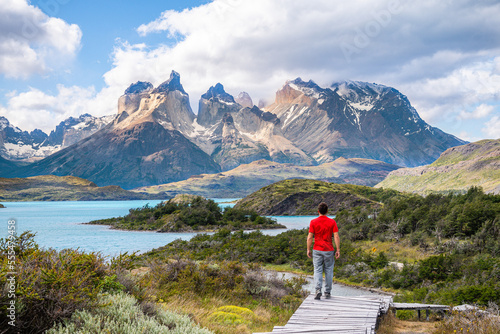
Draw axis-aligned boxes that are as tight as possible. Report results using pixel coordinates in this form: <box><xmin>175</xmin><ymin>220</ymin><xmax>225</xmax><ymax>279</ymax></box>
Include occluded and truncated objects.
<box><xmin>9</xmin><ymin>121</ymin><xmax>221</xmax><ymax>189</ymax></box>
<box><xmin>201</xmin><ymin>83</ymin><xmax>235</xmax><ymax>103</ymax></box>
<box><xmin>0</xmin><ymin>116</ymin><xmax>13</xmax><ymax>131</ymax></box>
<box><xmin>235</xmin><ymin>92</ymin><xmax>253</xmax><ymax>108</ymax></box>
<box><xmin>46</xmin><ymin>113</ymin><xmax>114</xmax><ymax>147</ymax></box>
<box><xmin>116</xmin><ymin>70</ymin><xmax>195</xmax><ymax>135</ymax></box>
<box><xmin>197</xmin><ymin>83</ymin><xmax>241</xmax><ymax>127</ymax></box>
<box><xmin>288</xmin><ymin>77</ymin><xmax>325</xmax><ymax>92</ymax></box>
<box><xmin>0</xmin><ymin>116</ymin><xmax>51</xmax><ymax>161</ymax></box>
<box><xmin>152</xmin><ymin>70</ymin><xmax>187</xmax><ymax>95</ymax></box>
<box><xmin>265</xmin><ymin>77</ymin><xmax>466</xmax><ymax>167</ymax></box>
<box><xmin>124</xmin><ymin>81</ymin><xmax>153</xmax><ymax>95</ymax></box>
<box><xmin>331</xmin><ymin>80</ymin><xmax>389</xmax><ymax>98</ymax></box>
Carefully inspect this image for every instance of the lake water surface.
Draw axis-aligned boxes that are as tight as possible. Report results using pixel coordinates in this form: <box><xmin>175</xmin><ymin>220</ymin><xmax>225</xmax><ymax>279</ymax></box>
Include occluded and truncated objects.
<box><xmin>0</xmin><ymin>200</ymin><xmax>313</xmax><ymax>257</ymax></box>
<box><xmin>0</xmin><ymin>200</ymin><xmax>373</xmax><ymax>296</ymax></box>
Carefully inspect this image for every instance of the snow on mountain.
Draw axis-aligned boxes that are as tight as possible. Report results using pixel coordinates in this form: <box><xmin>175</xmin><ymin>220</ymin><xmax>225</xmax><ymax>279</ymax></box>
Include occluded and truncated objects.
<box><xmin>0</xmin><ymin>113</ymin><xmax>114</xmax><ymax>162</ymax></box>
<box><xmin>265</xmin><ymin>78</ymin><xmax>466</xmax><ymax>167</ymax></box>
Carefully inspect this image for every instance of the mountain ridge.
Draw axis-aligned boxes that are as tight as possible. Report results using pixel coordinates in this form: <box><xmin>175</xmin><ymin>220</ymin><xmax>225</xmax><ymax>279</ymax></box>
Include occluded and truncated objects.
<box><xmin>376</xmin><ymin>139</ymin><xmax>500</xmax><ymax>194</ymax></box>
<box><xmin>134</xmin><ymin>158</ymin><xmax>401</xmax><ymax>198</ymax></box>
<box><xmin>1</xmin><ymin>72</ymin><xmax>466</xmax><ymax>189</ymax></box>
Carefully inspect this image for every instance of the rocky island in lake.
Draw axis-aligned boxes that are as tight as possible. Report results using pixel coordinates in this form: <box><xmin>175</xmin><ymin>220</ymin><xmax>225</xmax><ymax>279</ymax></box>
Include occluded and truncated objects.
<box><xmin>87</xmin><ymin>194</ymin><xmax>285</xmax><ymax>232</ymax></box>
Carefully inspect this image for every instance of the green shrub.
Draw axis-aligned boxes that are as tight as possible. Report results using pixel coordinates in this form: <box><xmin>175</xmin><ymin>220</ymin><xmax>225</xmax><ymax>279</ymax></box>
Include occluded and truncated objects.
<box><xmin>89</xmin><ymin>197</ymin><xmax>281</xmax><ymax>231</ymax></box>
<box><xmin>46</xmin><ymin>291</ymin><xmax>214</xmax><ymax>334</ymax></box>
<box><xmin>396</xmin><ymin>309</ymin><xmax>415</xmax><ymax>320</ymax></box>
<box><xmin>0</xmin><ymin>233</ymin><xmax>108</xmax><ymax>333</ymax></box>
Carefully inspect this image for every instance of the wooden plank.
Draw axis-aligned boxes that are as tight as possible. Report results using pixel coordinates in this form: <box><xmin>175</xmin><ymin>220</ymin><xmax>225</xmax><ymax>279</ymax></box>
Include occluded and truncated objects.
<box><xmin>254</xmin><ymin>295</ymin><xmax>391</xmax><ymax>334</ymax></box>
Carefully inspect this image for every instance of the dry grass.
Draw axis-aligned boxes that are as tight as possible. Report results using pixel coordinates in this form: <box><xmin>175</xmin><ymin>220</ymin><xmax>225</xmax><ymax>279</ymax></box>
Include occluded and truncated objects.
<box><xmin>432</xmin><ymin>308</ymin><xmax>500</xmax><ymax>334</ymax></box>
<box><xmin>378</xmin><ymin>311</ymin><xmax>438</xmax><ymax>334</ymax></box>
<box><xmin>357</xmin><ymin>240</ymin><xmax>431</xmax><ymax>263</ymax></box>
<box><xmin>158</xmin><ymin>293</ymin><xmax>294</xmax><ymax>334</ymax></box>
<box><xmin>378</xmin><ymin>307</ymin><xmax>500</xmax><ymax>334</ymax></box>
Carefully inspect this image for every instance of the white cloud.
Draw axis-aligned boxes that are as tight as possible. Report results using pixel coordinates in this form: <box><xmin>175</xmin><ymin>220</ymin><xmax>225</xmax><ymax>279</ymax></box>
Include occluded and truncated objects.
<box><xmin>482</xmin><ymin>116</ymin><xmax>500</xmax><ymax>139</ymax></box>
<box><xmin>5</xmin><ymin>0</ymin><xmax>500</xmax><ymax>141</ymax></box>
<box><xmin>102</xmin><ymin>0</ymin><xmax>500</xmax><ymax>120</ymax></box>
<box><xmin>459</xmin><ymin>104</ymin><xmax>495</xmax><ymax>120</ymax></box>
<box><xmin>2</xmin><ymin>85</ymin><xmax>117</xmax><ymax>132</ymax></box>
<box><xmin>396</xmin><ymin>57</ymin><xmax>500</xmax><ymax>127</ymax></box>
<box><xmin>0</xmin><ymin>0</ymin><xmax>82</xmax><ymax>79</ymax></box>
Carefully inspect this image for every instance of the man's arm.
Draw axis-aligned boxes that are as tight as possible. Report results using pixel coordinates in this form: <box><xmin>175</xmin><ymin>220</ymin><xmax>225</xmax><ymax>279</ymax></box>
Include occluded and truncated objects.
<box><xmin>307</xmin><ymin>232</ymin><xmax>314</xmax><ymax>258</ymax></box>
<box><xmin>334</xmin><ymin>232</ymin><xmax>340</xmax><ymax>259</ymax></box>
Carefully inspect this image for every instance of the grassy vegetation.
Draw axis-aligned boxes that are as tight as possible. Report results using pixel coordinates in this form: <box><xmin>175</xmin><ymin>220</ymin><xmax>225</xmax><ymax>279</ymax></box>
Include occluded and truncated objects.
<box><xmin>377</xmin><ymin>139</ymin><xmax>500</xmax><ymax>195</ymax></box>
<box><xmin>134</xmin><ymin>158</ymin><xmax>399</xmax><ymax>198</ymax></box>
<box><xmin>88</xmin><ymin>195</ymin><xmax>285</xmax><ymax>232</ymax></box>
<box><xmin>46</xmin><ymin>291</ymin><xmax>213</xmax><ymax>334</ymax></box>
<box><xmin>3</xmin><ymin>179</ymin><xmax>499</xmax><ymax>333</ymax></box>
<box><xmin>234</xmin><ymin>179</ymin><xmax>405</xmax><ymax>215</ymax></box>
<box><xmin>0</xmin><ymin>175</ymin><xmax>159</xmax><ymax>201</ymax></box>
<box><xmin>0</xmin><ymin>232</ymin><xmax>307</xmax><ymax>334</ymax></box>
<box><xmin>145</xmin><ymin>187</ymin><xmax>500</xmax><ymax>309</ymax></box>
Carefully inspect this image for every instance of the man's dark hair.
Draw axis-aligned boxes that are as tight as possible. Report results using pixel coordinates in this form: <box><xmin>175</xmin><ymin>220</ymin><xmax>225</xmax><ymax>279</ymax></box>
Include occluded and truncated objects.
<box><xmin>318</xmin><ymin>202</ymin><xmax>328</xmax><ymax>215</ymax></box>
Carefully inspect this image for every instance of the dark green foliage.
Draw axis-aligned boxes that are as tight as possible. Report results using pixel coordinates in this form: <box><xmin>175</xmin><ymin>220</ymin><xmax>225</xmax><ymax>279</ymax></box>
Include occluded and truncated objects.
<box><xmin>338</xmin><ymin>187</ymin><xmax>500</xmax><ymax>246</ymax></box>
<box><xmin>141</xmin><ymin>186</ymin><xmax>500</xmax><ymax>307</ymax></box>
<box><xmin>89</xmin><ymin>197</ymin><xmax>283</xmax><ymax>231</ymax></box>
<box><xmin>147</xmin><ymin>229</ymin><xmax>314</xmax><ymax>272</ymax></box>
<box><xmin>0</xmin><ymin>232</ymin><xmax>112</xmax><ymax>333</ymax></box>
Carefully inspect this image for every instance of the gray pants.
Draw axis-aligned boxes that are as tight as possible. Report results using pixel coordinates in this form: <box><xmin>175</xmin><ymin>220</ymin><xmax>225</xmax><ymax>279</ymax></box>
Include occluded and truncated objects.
<box><xmin>313</xmin><ymin>250</ymin><xmax>335</xmax><ymax>294</ymax></box>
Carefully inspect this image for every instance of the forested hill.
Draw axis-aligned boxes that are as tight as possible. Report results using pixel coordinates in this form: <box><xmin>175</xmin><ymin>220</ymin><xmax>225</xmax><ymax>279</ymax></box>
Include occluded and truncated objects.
<box><xmin>234</xmin><ymin>179</ymin><xmax>405</xmax><ymax>215</ymax></box>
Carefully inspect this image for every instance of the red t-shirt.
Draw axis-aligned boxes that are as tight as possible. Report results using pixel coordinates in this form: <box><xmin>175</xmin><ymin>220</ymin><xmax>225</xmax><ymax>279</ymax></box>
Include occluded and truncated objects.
<box><xmin>309</xmin><ymin>215</ymin><xmax>338</xmax><ymax>251</ymax></box>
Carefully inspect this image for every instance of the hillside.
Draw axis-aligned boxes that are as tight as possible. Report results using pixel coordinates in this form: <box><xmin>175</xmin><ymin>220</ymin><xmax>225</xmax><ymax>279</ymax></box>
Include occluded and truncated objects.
<box><xmin>0</xmin><ymin>175</ymin><xmax>159</xmax><ymax>201</ymax></box>
<box><xmin>134</xmin><ymin>158</ymin><xmax>401</xmax><ymax>198</ymax></box>
<box><xmin>376</xmin><ymin>139</ymin><xmax>500</xmax><ymax>194</ymax></box>
<box><xmin>234</xmin><ymin>179</ymin><xmax>403</xmax><ymax>215</ymax></box>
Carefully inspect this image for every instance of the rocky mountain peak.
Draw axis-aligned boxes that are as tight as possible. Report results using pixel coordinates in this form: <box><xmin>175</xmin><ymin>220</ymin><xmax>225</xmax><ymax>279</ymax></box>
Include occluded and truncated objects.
<box><xmin>153</xmin><ymin>70</ymin><xmax>186</xmax><ymax>95</ymax></box>
<box><xmin>222</xmin><ymin>113</ymin><xmax>234</xmax><ymax>124</ymax></box>
<box><xmin>197</xmin><ymin>83</ymin><xmax>240</xmax><ymax>127</ymax></box>
<box><xmin>331</xmin><ymin>81</ymin><xmax>390</xmax><ymax>103</ymax></box>
<box><xmin>248</xmin><ymin>106</ymin><xmax>280</xmax><ymax>125</ymax></box>
<box><xmin>0</xmin><ymin>116</ymin><xmax>12</xmax><ymax>131</ymax></box>
<box><xmin>274</xmin><ymin>77</ymin><xmax>326</xmax><ymax>104</ymax></box>
<box><xmin>235</xmin><ymin>92</ymin><xmax>253</xmax><ymax>108</ymax></box>
<box><xmin>288</xmin><ymin>77</ymin><xmax>323</xmax><ymax>92</ymax></box>
<box><xmin>124</xmin><ymin>81</ymin><xmax>153</xmax><ymax>95</ymax></box>
<box><xmin>201</xmin><ymin>83</ymin><xmax>235</xmax><ymax>103</ymax></box>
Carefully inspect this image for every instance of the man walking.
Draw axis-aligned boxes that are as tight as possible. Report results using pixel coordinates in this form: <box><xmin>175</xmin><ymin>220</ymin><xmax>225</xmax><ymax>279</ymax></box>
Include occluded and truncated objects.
<box><xmin>307</xmin><ymin>202</ymin><xmax>340</xmax><ymax>300</ymax></box>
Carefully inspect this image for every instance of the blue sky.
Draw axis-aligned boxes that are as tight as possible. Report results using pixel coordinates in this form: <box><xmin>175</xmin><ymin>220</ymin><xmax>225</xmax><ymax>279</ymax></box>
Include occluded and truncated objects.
<box><xmin>1</xmin><ymin>0</ymin><xmax>499</xmax><ymax>142</ymax></box>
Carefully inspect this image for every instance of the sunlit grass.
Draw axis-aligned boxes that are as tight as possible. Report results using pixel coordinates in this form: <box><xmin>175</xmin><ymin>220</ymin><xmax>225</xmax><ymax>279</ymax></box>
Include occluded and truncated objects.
<box><xmin>356</xmin><ymin>239</ymin><xmax>431</xmax><ymax>263</ymax></box>
<box><xmin>158</xmin><ymin>293</ymin><xmax>295</xmax><ymax>334</ymax></box>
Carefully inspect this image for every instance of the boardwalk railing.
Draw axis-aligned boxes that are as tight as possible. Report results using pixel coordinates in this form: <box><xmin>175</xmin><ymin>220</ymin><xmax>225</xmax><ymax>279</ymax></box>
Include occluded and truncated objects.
<box><xmin>254</xmin><ymin>294</ymin><xmax>393</xmax><ymax>334</ymax></box>
<box><xmin>391</xmin><ymin>302</ymin><xmax>450</xmax><ymax>321</ymax></box>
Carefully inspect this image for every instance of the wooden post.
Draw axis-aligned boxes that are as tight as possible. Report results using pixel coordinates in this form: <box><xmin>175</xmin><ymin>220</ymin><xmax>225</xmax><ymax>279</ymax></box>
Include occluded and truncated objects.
<box><xmin>426</xmin><ymin>308</ymin><xmax>430</xmax><ymax>321</ymax></box>
<box><xmin>417</xmin><ymin>309</ymin><xmax>421</xmax><ymax>321</ymax></box>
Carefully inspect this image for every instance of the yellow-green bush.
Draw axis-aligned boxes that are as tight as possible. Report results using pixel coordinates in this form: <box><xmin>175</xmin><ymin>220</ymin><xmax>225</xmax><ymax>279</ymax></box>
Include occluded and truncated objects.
<box><xmin>208</xmin><ymin>305</ymin><xmax>256</xmax><ymax>325</ymax></box>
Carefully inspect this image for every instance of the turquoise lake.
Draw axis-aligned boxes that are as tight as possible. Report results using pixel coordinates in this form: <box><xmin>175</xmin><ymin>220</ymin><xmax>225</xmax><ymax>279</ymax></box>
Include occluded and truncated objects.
<box><xmin>0</xmin><ymin>200</ymin><xmax>375</xmax><ymax>296</ymax></box>
<box><xmin>0</xmin><ymin>200</ymin><xmax>313</xmax><ymax>258</ymax></box>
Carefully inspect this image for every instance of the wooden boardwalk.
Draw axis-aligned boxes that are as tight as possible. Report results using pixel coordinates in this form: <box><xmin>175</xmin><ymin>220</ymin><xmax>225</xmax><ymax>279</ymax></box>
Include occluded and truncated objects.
<box><xmin>255</xmin><ymin>294</ymin><xmax>393</xmax><ymax>334</ymax></box>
